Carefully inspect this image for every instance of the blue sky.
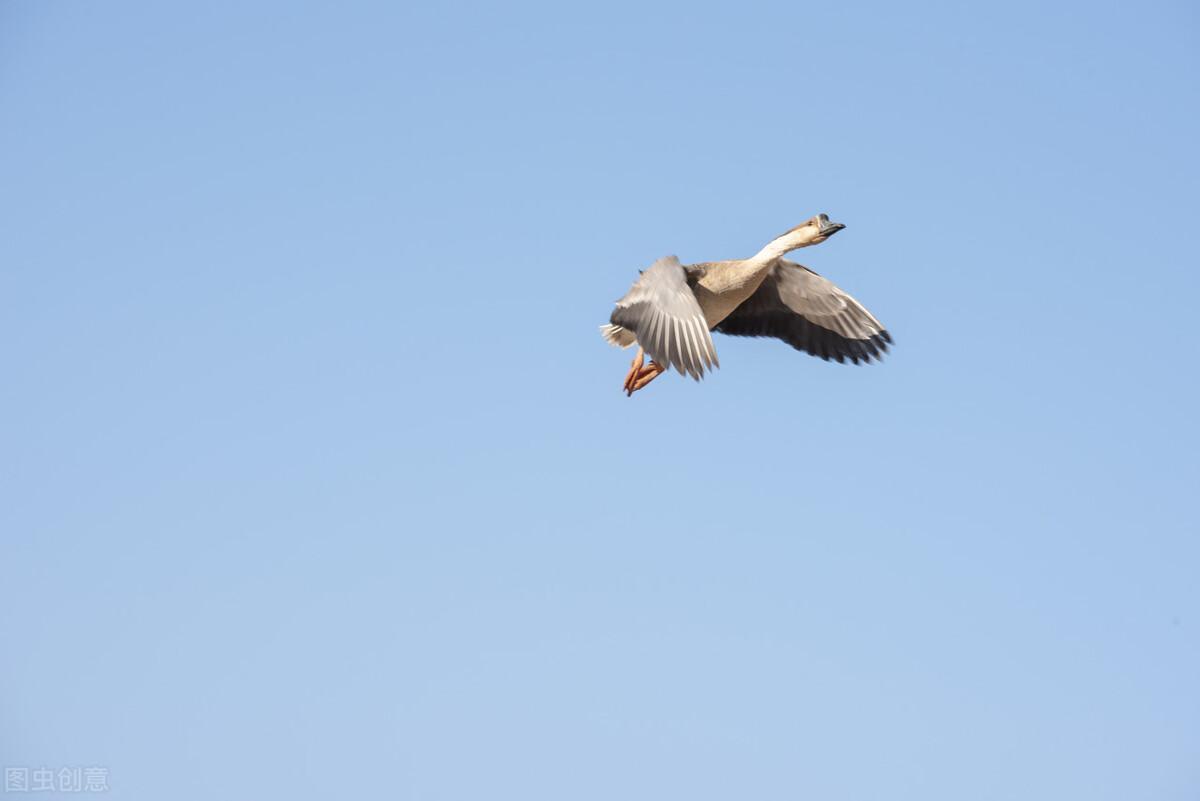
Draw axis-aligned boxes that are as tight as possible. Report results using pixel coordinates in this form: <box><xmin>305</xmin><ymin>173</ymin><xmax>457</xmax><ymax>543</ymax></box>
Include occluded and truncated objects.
<box><xmin>2</xmin><ymin>1</ymin><xmax>1198</xmax><ymax>798</ymax></box>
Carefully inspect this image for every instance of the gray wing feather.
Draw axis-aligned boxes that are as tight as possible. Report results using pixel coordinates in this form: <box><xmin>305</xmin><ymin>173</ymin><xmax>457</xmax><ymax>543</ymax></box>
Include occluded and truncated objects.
<box><xmin>773</xmin><ymin>259</ymin><xmax>887</xmax><ymax>339</ymax></box>
<box><xmin>714</xmin><ymin>259</ymin><xmax>891</xmax><ymax>364</ymax></box>
<box><xmin>609</xmin><ymin>256</ymin><xmax>719</xmax><ymax>380</ymax></box>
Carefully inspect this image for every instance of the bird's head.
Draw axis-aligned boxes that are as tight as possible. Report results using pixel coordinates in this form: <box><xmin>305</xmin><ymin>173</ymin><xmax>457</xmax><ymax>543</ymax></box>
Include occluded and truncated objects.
<box><xmin>755</xmin><ymin>213</ymin><xmax>847</xmax><ymax>262</ymax></box>
<box><xmin>786</xmin><ymin>213</ymin><xmax>845</xmax><ymax>247</ymax></box>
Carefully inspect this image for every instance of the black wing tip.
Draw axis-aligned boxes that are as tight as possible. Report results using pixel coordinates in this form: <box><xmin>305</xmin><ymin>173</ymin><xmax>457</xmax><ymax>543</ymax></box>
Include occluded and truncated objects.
<box><xmin>836</xmin><ymin>331</ymin><xmax>892</xmax><ymax>366</ymax></box>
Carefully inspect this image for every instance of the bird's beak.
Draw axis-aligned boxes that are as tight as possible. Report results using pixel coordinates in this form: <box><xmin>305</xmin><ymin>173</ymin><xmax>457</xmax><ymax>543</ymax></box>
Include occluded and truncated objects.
<box><xmin>819</xmin><ymin>218</ymin><xmax>845</xmax><ymax>237</ymax></box>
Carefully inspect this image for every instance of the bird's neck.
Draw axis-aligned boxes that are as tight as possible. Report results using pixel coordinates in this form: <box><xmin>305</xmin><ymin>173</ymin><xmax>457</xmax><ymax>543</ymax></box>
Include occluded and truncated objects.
<box><xmin>741</xmin><ymin>229</ymin><xmax>813</xmax><ymax>276</ymax></box>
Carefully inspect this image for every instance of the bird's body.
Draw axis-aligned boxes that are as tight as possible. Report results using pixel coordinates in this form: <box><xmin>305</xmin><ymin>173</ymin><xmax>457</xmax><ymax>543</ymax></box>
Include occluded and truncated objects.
<box><xmin>601</xmin><ymin>214</ymin><xmax>891</xmax><ymax>395</ymax></box>
<box><xmin>688</xmin><ymin>259</ymin><xmax>779</xmax><ymax>326</ymax></box>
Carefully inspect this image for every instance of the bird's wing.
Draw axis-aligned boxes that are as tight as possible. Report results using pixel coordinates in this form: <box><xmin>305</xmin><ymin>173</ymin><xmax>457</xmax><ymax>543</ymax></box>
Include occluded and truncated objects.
<box><xmin>714</xmin><ymin>259</ymin><xmax>892</xmax><ymax>363</ymax></box>
<box><xmin>609</xmin><ymin>255</ymin><xmax>719</xmax><ymax>380</ymax></box>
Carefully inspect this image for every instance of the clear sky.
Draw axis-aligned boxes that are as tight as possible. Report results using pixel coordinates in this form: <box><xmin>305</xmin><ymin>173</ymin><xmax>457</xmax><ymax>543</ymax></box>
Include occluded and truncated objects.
<box><xmin>2</xmin><ymin>1</ymin><xmax>1198</xmax><ymax>798</ymax></box>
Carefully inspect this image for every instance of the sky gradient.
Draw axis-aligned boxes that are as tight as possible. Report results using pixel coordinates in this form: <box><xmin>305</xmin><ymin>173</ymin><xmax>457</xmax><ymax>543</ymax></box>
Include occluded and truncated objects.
<box><xmin>2</xmin><ymin>1</ymin><xmax>1199</xmax><ymax>798</ymax></box>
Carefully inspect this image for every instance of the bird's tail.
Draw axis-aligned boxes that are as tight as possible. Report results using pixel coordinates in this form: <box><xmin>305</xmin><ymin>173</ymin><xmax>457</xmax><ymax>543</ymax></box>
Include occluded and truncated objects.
<box><xmin>599</xmin><ymin>323</ymin><xmax>637</xmax><ymax>349</ymax></box>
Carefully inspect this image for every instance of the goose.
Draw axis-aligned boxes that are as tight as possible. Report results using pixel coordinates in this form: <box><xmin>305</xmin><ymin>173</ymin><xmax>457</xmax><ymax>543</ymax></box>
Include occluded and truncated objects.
<box><xmin>600</xmin><ymin>214</ymin><xmax>892</xmax><ymax>395</ymax></box>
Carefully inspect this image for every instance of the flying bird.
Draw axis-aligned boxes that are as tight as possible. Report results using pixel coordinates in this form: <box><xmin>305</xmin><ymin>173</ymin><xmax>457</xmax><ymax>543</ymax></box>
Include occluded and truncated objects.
<box><xmin>601</xmin><ymin>214</ymin><xmax>891</xmax><ymax>395</ymax></box>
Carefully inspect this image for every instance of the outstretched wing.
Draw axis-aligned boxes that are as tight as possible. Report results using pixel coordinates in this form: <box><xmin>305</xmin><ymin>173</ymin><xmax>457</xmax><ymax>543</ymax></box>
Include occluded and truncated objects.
<box><xmin>715</xmin><ymin>259</ymin><xmax>891</xmax><ymax>363</ymax></box>
<box><xmin>609</xmin><ymin>256</ymin><xmax>719</xmax><ymax>380</ymax></box>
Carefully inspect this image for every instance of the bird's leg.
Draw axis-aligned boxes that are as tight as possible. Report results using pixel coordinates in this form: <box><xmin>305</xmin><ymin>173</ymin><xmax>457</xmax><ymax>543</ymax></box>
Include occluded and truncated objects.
<box><xmin>622</xmin><ymin>347</ymin><xmax>645</xmax><ymax>394</ymax></box>
<box><xmin>626</xmin><ymin>360</ymin><xmax>666</xmax><ymax>397</ymax></box>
